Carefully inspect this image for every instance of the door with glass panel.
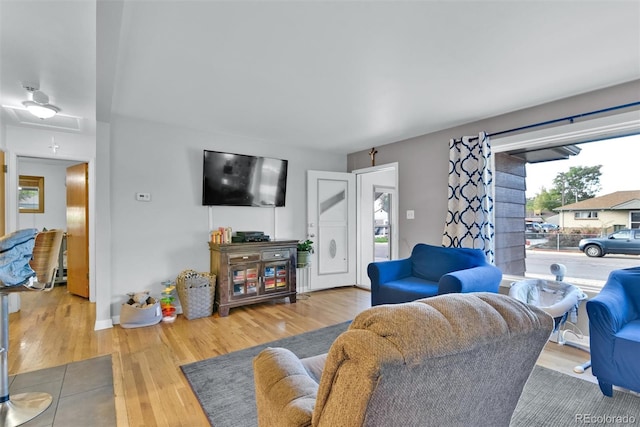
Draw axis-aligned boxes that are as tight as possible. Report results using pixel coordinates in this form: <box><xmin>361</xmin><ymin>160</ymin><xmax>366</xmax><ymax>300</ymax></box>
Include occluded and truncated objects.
<box><xmin>306</xmin><ymin>170</ymin><xmax>356</xmax><ymax>290</ymax></box>
<box><xmin>373</xmin><ymin>188</ymin><xmax>393</xmax><ymax>263</ymax></box>
<box><xmin>355</xmin><ymin>166</ymin><xmax>398</xmax><ymax>288</ymax></box>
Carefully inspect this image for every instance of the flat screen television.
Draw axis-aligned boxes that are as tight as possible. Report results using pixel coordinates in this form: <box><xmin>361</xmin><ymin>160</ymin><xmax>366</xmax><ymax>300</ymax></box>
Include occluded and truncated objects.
<box><xmin>202</xmin><ymin>150</ymin><xmax>288</xmax><ymax>207</ymax></box>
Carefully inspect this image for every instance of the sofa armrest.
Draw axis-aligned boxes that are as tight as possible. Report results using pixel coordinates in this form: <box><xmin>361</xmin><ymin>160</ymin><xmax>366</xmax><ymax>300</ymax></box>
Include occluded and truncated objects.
<box><xmin>253</xmin><ymin>347</ymin><xmax>318</xmax><ymax>427</ymax></box>
<box><xmin>586</xmin><ymin>285</ymin><xmax>632</xmax><ymax>337</ymax></box>
<box><xmin>367</xmin><ymin>258</ymin><xmax>412</xmax><ymax>290</ymax></box>
<box><xmin>438</xmin><ymin>265</ymin><xmax>502</xmax><ymax>295</ymax></box>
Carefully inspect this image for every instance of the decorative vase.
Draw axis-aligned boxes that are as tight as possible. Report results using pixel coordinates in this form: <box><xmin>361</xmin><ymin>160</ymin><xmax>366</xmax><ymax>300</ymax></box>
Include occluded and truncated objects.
<box><xmin>297</xmin><ymin>250</ymin><xmax>310</xmax><ymax>268</ymax></box>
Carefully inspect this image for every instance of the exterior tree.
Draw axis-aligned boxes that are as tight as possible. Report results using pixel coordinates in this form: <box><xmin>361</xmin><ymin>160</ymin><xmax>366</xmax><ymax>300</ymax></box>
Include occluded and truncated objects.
<box><xmin>532</xmin><ymin>187</ymin><xmax>562</xmax><ymax>211</ymax></box>
<box><xmin>552</xmin><ymin>165</ymin><xmax>602</xmax><ymax>204</ymax></box>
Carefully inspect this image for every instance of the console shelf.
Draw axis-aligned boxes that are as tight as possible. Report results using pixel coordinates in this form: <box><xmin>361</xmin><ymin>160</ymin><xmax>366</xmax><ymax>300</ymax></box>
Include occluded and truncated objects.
<box><xmin>209</xmin><ymin>240</ymin><xmax>297</xmax><ymax>317</ymax></box>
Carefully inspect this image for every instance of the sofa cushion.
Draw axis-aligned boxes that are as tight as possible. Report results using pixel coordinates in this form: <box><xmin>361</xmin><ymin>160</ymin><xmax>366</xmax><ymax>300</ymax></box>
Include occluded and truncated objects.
<box><xmin>375</xmin><ymin>276</ymin><xmax>439</xmax><ymax>304</ymax></box>
<box><xmin>411</xmin><ymin>244</ymin><xmax>487</xmax><ymax>282</ymax></box>
<box><xmin>301</xmin><ymin>353</ymin><xmax>327</xmax><ymax>384</ymax></box>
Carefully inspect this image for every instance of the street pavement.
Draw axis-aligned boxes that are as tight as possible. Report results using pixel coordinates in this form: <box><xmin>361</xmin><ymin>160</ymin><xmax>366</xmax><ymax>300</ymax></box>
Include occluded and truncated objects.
<box><xmin>525</xmin><ymin>249</ymin><xmax>639</xmax><ymax>284</ymax></box>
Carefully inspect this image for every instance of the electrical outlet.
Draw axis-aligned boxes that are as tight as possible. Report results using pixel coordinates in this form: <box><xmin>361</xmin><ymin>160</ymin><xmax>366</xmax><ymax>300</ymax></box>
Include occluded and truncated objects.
<box><xmin>406</xmin><ymin>210</ymin><xmax>415</xmax><ymax>219</ymax></box>
<box><xmin>135</xmin><ymin>192</ymin><xmax>151</xmax><ymax>202</ymax></box>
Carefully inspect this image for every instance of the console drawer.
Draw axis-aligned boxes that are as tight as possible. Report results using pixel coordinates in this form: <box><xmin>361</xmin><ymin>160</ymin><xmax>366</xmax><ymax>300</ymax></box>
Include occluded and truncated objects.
<box><xmin>228</xmin><ymin>253</ymin><xmax>260</xmax><ymax>264</ymax></box>
<box><xmin>262</xmin><ymin>250</ymin><xmax>289</xmax><ymax>261</ymax></box>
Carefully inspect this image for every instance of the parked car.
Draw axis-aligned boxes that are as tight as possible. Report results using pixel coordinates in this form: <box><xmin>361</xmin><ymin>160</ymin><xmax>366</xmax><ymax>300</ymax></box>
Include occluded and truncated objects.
<box><xmin>539</xmin><ymin>223</ymin><xmax>559</xmax><ymax>232</ymax></box>
<box><xmin>578</xmin><ymin>229</ymin><xmax>640</xmax><ymax>257</ymax></box>
<box><xmin>525</xmin><ymin>222</ymin><xmax>542</xmax><ymax>232</ymax></box>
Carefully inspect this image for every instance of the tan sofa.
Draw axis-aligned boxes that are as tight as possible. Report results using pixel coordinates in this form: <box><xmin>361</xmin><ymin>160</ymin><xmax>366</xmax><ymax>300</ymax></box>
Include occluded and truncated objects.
<box><xmin>253</xmin><ymin>292</ymin><xmax>553</xmax><ymax>427</ymax></box>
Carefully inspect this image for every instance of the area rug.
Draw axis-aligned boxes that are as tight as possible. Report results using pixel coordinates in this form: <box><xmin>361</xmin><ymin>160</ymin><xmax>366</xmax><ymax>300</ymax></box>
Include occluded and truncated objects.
<box><xmin>181</xmin><ymin>322</ymin><xmax>639</xmax><ymax>427</ymax></box>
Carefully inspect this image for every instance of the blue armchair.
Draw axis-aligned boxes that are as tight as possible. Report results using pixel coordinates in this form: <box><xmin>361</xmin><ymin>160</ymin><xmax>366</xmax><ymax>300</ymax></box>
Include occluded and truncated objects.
<box><xmin>367</xmin><ymin>243</ymin><xmax>502</xmax><ymax>306</ymax></box>
<box><xmin>586</xmin><ymin>266</ymin><xmax>640</xmax><ymax>397</ymax></box>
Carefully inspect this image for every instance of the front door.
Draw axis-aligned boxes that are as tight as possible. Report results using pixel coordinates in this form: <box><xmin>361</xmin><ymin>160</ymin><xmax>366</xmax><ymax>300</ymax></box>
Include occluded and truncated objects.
<box><xmin>306</xmin><ymin>171</ymin><xmax>356</xmax><ymax>290</ymax></box>
<box><xmin>66</xmin><ymin>163</ymin><xmax>89</xmax><ymax>298</ymax></box>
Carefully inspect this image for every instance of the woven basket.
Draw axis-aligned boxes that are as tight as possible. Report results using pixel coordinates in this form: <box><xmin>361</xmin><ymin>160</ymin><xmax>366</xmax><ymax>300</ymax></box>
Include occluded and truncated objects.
<box><xmin>176</xmin><ymin>270</ymin><xmax>216</xmax><ymax>320</ymax></box>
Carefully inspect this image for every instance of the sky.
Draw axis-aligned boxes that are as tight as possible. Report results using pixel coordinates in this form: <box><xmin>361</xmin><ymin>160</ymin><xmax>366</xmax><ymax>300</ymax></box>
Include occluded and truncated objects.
<box><xmin>525</xmin><ymin>134</ymin><xmax>639</xmax><ymax>198</ymax></box>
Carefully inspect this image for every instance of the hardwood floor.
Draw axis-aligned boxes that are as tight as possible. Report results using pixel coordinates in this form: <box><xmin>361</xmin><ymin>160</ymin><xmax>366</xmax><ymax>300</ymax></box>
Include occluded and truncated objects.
<box><xmin>9</xmin><ymin>285</ymin><xmax>594</xmax><ymax>427</ymax></box>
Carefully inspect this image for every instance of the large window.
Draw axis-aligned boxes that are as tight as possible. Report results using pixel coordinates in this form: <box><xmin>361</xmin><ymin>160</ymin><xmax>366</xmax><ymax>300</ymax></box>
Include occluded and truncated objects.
<box><xmin>492</xmin><ymin>110</ymin><xmax>640</xmax><ymax>290</ymax></box>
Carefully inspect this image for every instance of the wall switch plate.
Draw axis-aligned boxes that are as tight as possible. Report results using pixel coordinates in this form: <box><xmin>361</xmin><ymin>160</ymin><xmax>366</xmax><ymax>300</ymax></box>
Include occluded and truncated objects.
<box><xmin>135</xmin><ymin>192</ymin><xmax>151</xmax><ymax>202</ymax></box>
<box><xmin>406</xmin><ymin>210</ymin><xmax>415</xmax><ymax>219</ymax></box>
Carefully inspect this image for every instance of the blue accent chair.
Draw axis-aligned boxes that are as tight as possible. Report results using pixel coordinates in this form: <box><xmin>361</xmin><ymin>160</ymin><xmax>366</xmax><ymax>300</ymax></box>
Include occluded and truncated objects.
<box><xmin>367</xmin><ymin>243</ymin><xmax>502</xmax><ymax>306</ymax></box>
<box><xmin>586</xmin><ymin>266</ymin><xmax>640</xmax><ymax>397</ymax></box>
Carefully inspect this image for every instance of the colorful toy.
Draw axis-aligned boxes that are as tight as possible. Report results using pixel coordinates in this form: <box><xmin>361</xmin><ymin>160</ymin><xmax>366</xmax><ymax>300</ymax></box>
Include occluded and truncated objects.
<box><xmin>160</xmin><ymin>280</ymin><xmax>177</xmax><ymax>322</ymax></box>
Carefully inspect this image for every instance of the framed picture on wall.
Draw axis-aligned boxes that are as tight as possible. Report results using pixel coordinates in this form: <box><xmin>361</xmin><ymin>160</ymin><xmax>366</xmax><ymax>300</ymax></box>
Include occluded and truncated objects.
<box><xmin>18</xmin><ymin>175</ymin><xmax>45</xmax><ymax>213</ymax></box>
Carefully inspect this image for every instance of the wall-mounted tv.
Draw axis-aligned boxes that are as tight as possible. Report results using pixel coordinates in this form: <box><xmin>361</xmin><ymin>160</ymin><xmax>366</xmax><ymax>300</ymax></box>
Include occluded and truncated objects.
<box><xmin>202</xmin><ymin>150</ymin><xmax>288</xmax><ymax>207</ymax></box>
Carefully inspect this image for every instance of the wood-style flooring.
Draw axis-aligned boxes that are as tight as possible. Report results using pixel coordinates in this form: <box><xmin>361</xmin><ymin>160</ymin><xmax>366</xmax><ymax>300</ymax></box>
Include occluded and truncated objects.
<box><xmin>9</xmin><ymin>285</ymin><xmax>593</xmax><ymax>427</ymax></box>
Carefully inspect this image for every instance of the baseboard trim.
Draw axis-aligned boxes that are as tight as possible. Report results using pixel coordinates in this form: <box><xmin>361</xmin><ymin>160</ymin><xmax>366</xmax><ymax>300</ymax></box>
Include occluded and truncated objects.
<box><xmin>94</xmin><ymin>318</ymin><xmax>114</xmax><ymax>330</ymax></box>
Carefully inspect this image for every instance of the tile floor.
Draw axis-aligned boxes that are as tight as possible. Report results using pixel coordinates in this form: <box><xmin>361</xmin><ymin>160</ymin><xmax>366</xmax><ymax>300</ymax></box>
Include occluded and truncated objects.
<box><xmin>8</xmin><ymin>355</ymin><xmax>115</xmax><ymax>427</ymax></box>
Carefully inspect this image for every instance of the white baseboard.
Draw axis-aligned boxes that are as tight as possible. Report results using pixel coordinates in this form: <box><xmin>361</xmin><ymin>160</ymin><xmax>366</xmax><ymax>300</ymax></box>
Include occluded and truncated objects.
<box><xmin>94</xmin><ymin>318</ymin><xmax>114</xmax><ymax>330</ymax></box>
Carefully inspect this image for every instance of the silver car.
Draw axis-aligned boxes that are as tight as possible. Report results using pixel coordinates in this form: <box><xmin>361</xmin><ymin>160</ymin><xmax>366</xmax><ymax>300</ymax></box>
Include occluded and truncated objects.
<box><xmin>578</xmin><ymin>229</ymin><xmax>640</xmax><ymax>257</ymax></box>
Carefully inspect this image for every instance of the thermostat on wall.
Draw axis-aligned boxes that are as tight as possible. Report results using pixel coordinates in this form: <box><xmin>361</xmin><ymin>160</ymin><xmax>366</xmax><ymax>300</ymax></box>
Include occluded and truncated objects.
<box><xmin>135</xmin><ymin>192</ymin><xmax>151</xmax><ymax>202</ymax></box>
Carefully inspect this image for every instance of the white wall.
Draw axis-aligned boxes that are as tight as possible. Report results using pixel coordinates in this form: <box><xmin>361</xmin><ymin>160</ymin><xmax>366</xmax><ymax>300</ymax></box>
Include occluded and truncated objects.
<box><xmin>95</xmin><ymin>121</ymin><xmax>113</xmax><ymax>329</ymax></box>
<box><xmin>17</xmin><ymin>160</ymin><xmax>70</xmax><ymax>230</ymax></box>
<box><xmin>109</xmin><ymin>115</ymin><xmax>346</xmax><ymax>318</ymax></box>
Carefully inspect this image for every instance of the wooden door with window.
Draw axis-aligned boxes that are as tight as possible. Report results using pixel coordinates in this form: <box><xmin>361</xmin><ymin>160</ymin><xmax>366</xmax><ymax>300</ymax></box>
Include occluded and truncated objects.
<box><xmin>66</xmin><ymin>163</ymin><xmax>89</xmax><ymax>298</ymax></box>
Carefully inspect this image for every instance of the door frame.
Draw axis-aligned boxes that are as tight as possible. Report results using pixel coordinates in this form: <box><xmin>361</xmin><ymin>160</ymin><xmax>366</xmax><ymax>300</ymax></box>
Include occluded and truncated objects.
<box><xmin>353</xmin><ymin>162</ymin><xmax>399</xmax><ymax>287</ymax></box>
<box><xmin>6</xmin><ymin>151</ymin><xmax>96</xmax><ymax>302</ymax></box>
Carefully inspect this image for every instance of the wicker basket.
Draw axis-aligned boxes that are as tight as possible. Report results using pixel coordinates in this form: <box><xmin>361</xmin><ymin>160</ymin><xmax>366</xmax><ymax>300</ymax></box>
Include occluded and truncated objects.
<box><xmin>176</xmin><ymin>270</ymin><xmax>216</xmax><ymax>320</ymax></box>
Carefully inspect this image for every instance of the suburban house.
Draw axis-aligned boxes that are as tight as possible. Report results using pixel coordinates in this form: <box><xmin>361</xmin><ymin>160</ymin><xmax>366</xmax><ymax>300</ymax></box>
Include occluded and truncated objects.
<box><xmin>556</xmin><ymin>190</ymin><xmax>640</xmax><ymax>233</ymax></box>
<box><xmin>0</xmin><ymin>1</ymin><xmax>639</xmax><ymax>425</ymax></box>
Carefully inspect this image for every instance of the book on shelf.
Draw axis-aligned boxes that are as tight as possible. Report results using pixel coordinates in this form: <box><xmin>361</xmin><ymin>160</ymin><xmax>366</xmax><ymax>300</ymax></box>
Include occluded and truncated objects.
<box><xmin>210</xmin><ymin>226</ymin><xmax>233</xmax><ymax>244</ymax></box>
<box><xmin>265</xmin><ymin>278</ymin><xmax>276</xmax><ymax>289</ymax></box>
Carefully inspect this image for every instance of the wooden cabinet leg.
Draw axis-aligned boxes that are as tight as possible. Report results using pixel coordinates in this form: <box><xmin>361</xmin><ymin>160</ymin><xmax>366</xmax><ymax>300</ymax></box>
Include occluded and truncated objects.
<box><xmin>218</xmin><ymin>306</ymin><xmax>230</xmax><ymax>317</ymax></box>
<box><xmin>290</xmin><ymin>294</ymin><xmax>296</xmax><ymax>303</ymax></box>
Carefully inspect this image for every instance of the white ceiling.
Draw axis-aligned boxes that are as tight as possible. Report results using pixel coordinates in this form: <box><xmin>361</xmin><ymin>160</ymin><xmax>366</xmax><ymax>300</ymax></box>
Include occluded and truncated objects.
<box><xmin>2</xmin><ymin>1</ymin><xmax>639</xmax><ymax>154</ymax></box>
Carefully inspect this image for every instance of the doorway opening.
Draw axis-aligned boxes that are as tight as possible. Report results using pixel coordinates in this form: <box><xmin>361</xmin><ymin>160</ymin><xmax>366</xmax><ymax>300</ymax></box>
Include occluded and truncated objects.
<box><xmin>16</xmin><ymin>156</ymin><xmax>90</xmax><ymax>298</ymax></box>
<box><xmin>355</xmin><ymin>163</ymin><xmax>398</xmax><ymax>289</ymax></box>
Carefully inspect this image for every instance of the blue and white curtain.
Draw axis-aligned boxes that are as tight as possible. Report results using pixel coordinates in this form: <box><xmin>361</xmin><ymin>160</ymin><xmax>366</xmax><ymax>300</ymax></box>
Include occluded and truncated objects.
<box><xmin>442</xmin><ymin>132</ymin><xmax>495</xmax><ymax>264</ymax></box>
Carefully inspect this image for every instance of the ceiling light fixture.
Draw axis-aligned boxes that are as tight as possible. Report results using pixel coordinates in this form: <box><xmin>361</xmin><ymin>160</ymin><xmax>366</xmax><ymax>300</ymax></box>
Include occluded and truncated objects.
<box><xmin>21</xmin><ymin>83</ymin><xmax>60</xmax><ymax>119</ymax></box>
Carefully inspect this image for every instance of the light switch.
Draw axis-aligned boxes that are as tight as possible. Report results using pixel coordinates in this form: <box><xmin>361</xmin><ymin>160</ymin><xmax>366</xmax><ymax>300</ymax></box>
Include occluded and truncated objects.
<box><xmin>406</xmin><ymin>210</ymin><xmax>415</xmax><ymax>219</ymax></box>
<box><xmin>136</xmin><ymin>192</ymin><xmax>151</xmax><ymax>202</ymax></box>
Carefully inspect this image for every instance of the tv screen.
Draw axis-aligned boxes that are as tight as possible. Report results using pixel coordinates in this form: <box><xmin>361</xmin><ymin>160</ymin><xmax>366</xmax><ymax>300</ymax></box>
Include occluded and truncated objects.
<box><xmin>202</xmin><ymin>150</ymin><xmax>288</xmax><ymax>207</ymax></box>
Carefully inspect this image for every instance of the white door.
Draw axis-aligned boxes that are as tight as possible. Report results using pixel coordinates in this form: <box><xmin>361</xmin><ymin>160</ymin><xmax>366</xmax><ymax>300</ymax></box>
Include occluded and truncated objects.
<box><xmin>355</xmin><ymin>165</ymin><xmax>398</xmax><ymax>288</ymax></box>
<box><xmin>306</xmin><ymin>170</ymin><xmax>356</xmax><ymax>290</ymax></box>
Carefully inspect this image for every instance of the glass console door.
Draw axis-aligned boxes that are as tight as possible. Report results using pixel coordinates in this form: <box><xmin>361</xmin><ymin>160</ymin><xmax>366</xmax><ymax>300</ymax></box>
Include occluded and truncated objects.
<box><xmin>263</xmin><ymin>262</ymin><xmax>288</xmax><ymax>293</ymax></box>
<box><xmin>230</xmin><ymin>264</ymin><xmax>259</xmax><ymax>298</ymax></box>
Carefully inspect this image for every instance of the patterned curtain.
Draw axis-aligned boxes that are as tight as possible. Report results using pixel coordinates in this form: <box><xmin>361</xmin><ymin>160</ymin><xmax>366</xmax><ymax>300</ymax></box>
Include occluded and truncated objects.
<box><xmin>442</xmin><ymin>132</ymin><xmax>495</xmax><ymax>263</ymax></box>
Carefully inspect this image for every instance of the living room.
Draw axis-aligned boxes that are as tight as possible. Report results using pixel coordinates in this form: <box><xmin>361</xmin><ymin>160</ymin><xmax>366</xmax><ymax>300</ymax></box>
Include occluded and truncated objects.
<box><xmin>1</xmin><ymin>1</ymin><xmax>639</xmax><ymax>426</ymax></box>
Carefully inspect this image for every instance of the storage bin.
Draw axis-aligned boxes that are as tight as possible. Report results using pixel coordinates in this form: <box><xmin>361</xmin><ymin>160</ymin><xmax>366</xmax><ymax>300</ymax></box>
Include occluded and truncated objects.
<box><xmin>176</xmin><ymin>270</ymin><xmax>216</xmax><ymax>320</ymax></box>
<box><xmin>120</xmin><ymin>298</ymin><xmax>162</xmax><ymax>328</ymax></box>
